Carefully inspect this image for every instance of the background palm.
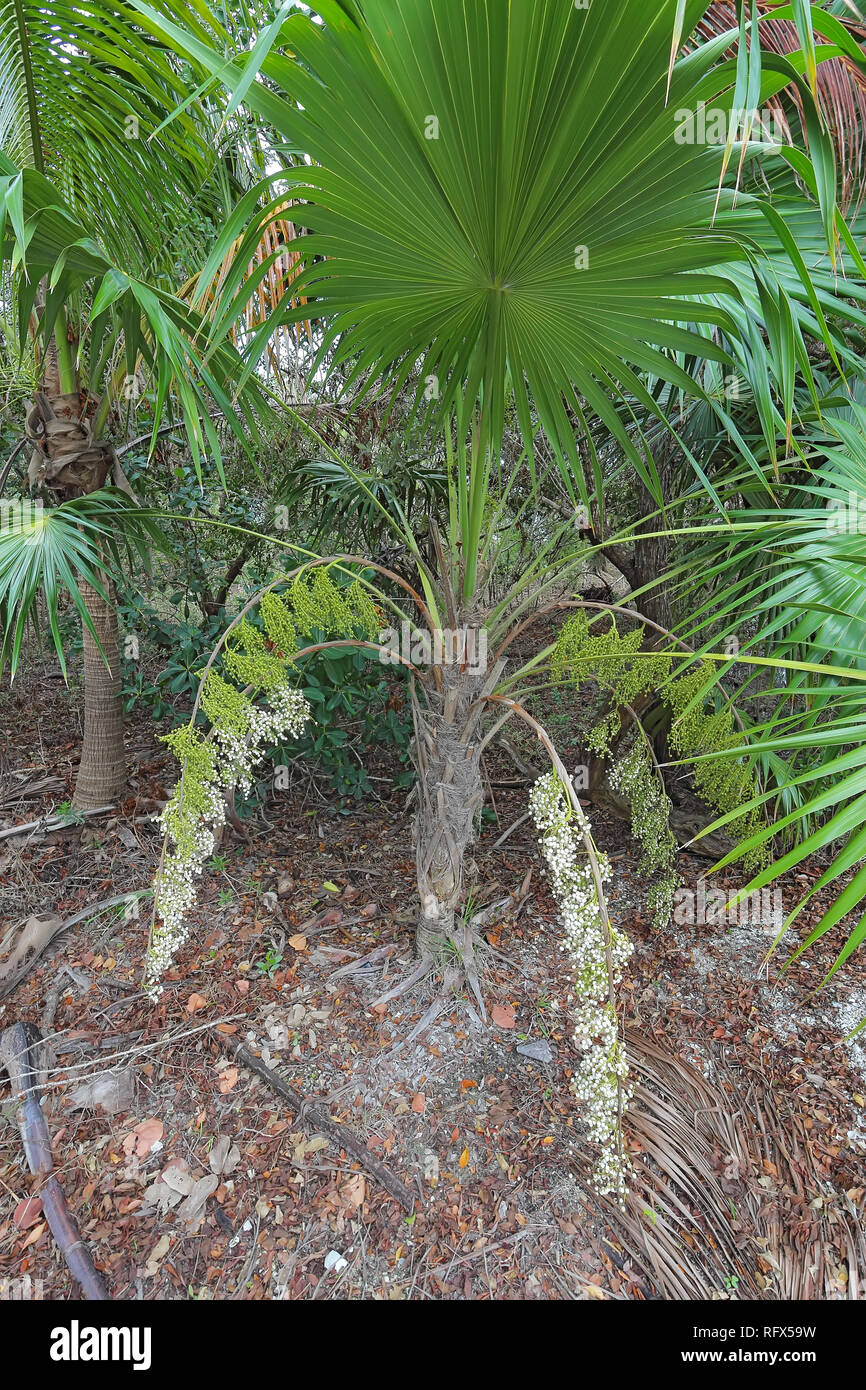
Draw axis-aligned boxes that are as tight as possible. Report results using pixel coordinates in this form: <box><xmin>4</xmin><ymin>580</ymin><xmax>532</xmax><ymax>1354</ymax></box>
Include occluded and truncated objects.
<box><xmin>0</xmin><ymin>0</ymin><xmax>273</xmax><ymax>806</ymax></box>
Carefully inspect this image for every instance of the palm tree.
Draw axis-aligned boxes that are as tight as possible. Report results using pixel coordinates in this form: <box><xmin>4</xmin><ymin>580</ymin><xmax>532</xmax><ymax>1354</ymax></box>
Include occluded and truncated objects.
<box><xmin>136</xmin><ymin>0</ymin><xmax>866</xmax><ymax>988</ymax></box>
<box><xmin>0</xmin><ymin>0</ymin><xmax>272</xmax><ymax>806</ymax></box>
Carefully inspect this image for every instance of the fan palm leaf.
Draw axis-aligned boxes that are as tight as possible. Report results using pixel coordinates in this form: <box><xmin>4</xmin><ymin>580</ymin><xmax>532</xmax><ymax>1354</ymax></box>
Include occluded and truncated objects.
<box><xmin>132</xmin><ymin>0</ymin><xmax>864</xmax><ymax>506</ymax></box>
<box><xmin>0</xmin><ymin>489</ymin><xmax>169</xmax><ymax>674</ymax></box>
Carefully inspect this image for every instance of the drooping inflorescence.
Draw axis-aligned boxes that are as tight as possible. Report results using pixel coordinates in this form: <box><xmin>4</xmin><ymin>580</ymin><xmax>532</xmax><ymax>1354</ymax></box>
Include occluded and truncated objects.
<box><xmin>552</xmin><ymin>612</ymin><xmax>767</xmax><ymax>923</ymax></box>
<box><xmin>146</xmin><ymin>569</ymin><xmax>380</xmax><ymax>999</ymax></box>
<box><xmin>529</xmin><ymin>770</ymin><xmax>633</xmax><ymax>1202</ymax></box>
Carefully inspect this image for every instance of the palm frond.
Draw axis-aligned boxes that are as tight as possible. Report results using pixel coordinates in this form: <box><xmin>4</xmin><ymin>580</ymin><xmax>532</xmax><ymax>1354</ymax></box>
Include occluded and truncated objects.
<box><xmin>0</xmin><ymin>0</ymin><xmax>225</xmax><ymax>273</ymax></box>
<box><xmin>0</xmin><ymin>489</ymin><xmax>169</xmax><ymax>674</ymax></box>
<box><xmin>134</xmin><ymin>0</ymin><xmax>864</xmax><ymax>508</ymax></box>
<box><xmin>699</xmin><ymin>0</ymin><xmax>866</xmax><ymax>213</ymax></box>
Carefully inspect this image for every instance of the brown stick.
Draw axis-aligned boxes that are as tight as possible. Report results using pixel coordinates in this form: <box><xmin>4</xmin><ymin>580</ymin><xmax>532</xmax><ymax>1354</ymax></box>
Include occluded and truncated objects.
<box><xmin>0</xmin><ymin>1022</ymin><xmax>108</xmax><ymax>1299</ymax></box>
<box><xmin>214</xmin><ymin>1030</ymin><xmax>415</xmax><ymax>1213</ymax></box>
<box><xmin>0</xmin><ymin>804</ymin><xmax>116</xmax><ymax>842</ymax></box>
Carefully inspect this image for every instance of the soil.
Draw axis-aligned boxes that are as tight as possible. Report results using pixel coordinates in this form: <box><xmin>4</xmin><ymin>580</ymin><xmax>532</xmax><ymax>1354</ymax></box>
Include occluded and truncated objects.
<box><xmin>0</xmin><ymin>661</ymin><xmax>864</xmax><ymax>1301</ymax></box>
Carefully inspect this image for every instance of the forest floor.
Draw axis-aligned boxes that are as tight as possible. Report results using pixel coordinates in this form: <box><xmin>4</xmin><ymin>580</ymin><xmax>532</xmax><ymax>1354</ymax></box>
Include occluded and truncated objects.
<box><xmin>0</xmin><ymin>661</ymin><xmax>865</xmax><ymax>1301</ymax></box>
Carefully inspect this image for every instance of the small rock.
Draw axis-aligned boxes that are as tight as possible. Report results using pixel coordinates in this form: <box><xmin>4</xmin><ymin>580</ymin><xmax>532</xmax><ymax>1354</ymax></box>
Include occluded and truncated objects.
<box><xmin>516</xmin><ymin>1038</ymin><xmax>554</xmax><ymax>1063</ymax></box>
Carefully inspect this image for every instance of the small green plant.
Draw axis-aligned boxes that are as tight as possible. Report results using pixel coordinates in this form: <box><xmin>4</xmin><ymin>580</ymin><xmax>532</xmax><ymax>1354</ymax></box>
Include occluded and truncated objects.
<box><xmin>207</xmin><ymin>854</ymin><xmax>229</xmax><ymax>873</ymax></box>
<box><xmin>217</xmin><ymin>888</ymin><xmax>233</xmax><ymax>907</ymax></box>
<box><xmin>55</xmin><ymin>800</ymin><xmax>85</xmax><ymax>826</ymax></box>
<box><xmin>535</xmin><ymin>996</ymin><xmax>554</xmax><ymax>1037</ymax></box>
<box><xmin>724</xmin><ymin>1273</ymin><xmax>740</xmax><ymax>1291</ymax></box>
<box><xmin>259</xmin><ymin>948</ymin><xmax>284</xmax><ymax>978</ymax></box>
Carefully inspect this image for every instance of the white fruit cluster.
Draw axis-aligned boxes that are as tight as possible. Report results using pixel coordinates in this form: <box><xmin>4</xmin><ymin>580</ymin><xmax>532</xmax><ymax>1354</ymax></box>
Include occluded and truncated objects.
<box><xmin>529</xmin><ymin>771</ymin><xmax>633</xmax><ymax>1201</ymax></box>
<box><xmin>148</xmin><ymin>782</ymin><xmax>226</xmax><ymax>996</ymax></box>
<box><xmin>145</xmin><ymin>685</ymin><xmax>310</xmax><ymax>1000</ymax></box>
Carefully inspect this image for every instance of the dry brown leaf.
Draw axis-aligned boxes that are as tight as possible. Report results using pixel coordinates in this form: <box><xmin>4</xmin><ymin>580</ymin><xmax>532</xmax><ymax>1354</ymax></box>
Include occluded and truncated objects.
<box><xmin>491</xmin><ymin>1004</ymin><xmax>516</xmax><ymax>1030</ymax></box>
<box><xmin>340</xmin><ymin>1173</ymin><xmax>366</xmax><ymax>1209</ymax></box>
<box><xmin>217</xmin><ymin>1067</ymin><xmax>238</xmax><ymax>1094</ymax></box>
<box><xmin>209</xmin><ymin>1135</ymin><xmax>241</xmax><ymax>1176</ymax></box>
<box><xmin>144</xmin><ymin>1233</ymin><xmax>171</xmax><ymax>1278</ymax></box>
<box><xmin>19</xmin><ymin>1221</ymin><xmax>46</xmax><ymax>1249</ymax></box>
<box><xmin>13</xmin><ymin>1196</ymin><xmax>43</xmax><ymax>1229</ymax></box>
<box><xmin>186</xmin><ymin>993</ymin><xmax>208</xmax><ymax>1014</ymax></box>
<box><xmin>122</xmin><ymin>1117</ymin><xmax>164</xmax><ymax>1159</ymax></box>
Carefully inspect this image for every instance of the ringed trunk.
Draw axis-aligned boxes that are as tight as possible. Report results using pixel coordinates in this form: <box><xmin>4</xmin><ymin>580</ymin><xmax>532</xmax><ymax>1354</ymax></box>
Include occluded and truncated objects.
<box><xmin>73</xmin><ymin>579</ymin><xmax>126</xmax><ymax>809</ymax></box>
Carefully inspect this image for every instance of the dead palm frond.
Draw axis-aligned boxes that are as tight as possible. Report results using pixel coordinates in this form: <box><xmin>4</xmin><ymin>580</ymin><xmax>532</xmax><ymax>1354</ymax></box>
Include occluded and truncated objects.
<box><xmin>184</xmin><ymin>202</ymin><xmax>313</xmax><ymax>381</ymax></box>
<box><xmin>699</xmin><ymin>2</ymin><xmax>866</xmax><ymax>212</ymax></box>
<box><xmin>575</xmin><ymin>1032</ymin><xmax>864</xmax><ymax>1300</ymax></box>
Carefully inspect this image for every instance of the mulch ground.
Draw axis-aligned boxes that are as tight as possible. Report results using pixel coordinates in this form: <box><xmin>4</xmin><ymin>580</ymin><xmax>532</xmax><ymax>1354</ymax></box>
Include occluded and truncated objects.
<box><xmin>0</xmin><ymin>663</ymin><xmax>864</xmax><ymax>1300</ymax></box>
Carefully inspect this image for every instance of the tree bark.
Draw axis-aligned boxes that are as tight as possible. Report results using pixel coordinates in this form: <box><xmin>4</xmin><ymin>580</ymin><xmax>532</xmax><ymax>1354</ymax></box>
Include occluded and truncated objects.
<box><xmin>23</xmin><ymin>390</ymin><xmax>127</xmax><ymax>810</ymax></box>
<box><xmin>411</xmin><ymin>657</ymin><xmax>487</xmax><ymax>957</ymax></box>
<box><xmin>73</xmin><ymin>579</ymin><xmax>126</xmax><ymax>809</ymax></box>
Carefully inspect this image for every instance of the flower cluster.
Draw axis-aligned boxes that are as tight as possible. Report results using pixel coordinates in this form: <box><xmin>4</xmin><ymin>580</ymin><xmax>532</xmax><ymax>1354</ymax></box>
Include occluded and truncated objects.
<box><xmin>667</xmin><ymin>663</ymin><xmax>767</xmax><ymax>871</ymax></box>
<box><xmin>552</xmin><ymin>611</ymin><xmax>671</xmax><ymax>752</ymax></box>
<box><xmin>529</xmin><ymin>771</ymin><xmax>633</xmax><ymax>1201</ymax></box>
<box><xmin>146</xmin><ymin>568</ymin><xmax>386</xmax><ymax>1000</ymax></box>
<box><xmin>608</xmin><ymin>741</ymin><xmax>680</xmax><ymax>930</ymax></box>
<box><xmin>146</xmin><ymin>680</ymin><xmax>310</xmax><ymax>1000</ymax></box>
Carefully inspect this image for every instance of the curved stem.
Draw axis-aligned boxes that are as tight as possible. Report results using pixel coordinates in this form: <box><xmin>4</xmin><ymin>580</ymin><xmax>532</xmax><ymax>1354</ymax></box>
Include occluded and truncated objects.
<box><xmin>478</xmin><ymin>693</ymin><xmax>626</xmax><ymax>1167</ymax></box>
<box><xmin>189</xmin><ymin>555</ymin><xmax>431</xmax><ymax>724</ymax></box>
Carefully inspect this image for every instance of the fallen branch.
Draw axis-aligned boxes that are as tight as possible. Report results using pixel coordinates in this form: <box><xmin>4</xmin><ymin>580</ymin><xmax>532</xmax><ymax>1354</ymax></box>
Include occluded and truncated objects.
<box><xmin>0</xmin><ymin>1022</ymin><xmax>108</xmax><ymax>1300</ymax></box>
<box><xmin>214</xmin><ymin>1029</ymin><xmax>415</xmax><ymax>1213</ymax></box>
<box><xmin>0</xmin><ymin>804</ymin><xmax>116</xmax><ymax>842</ymax></box>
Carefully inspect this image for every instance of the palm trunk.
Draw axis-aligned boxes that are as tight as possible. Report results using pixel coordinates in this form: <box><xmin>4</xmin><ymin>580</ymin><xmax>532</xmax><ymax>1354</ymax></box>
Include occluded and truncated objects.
<box><xmin>24</xmin><ymin>386</ymin><xmax>126</xmax><ymax>810</ymax></box>
<box><xmin>411</xmin><ymin>658</ymin><xmax>486</xmax><ymax>957</ymax></box>
<box><xmin>73</xmin><ymin>579</ymin><xmax>126</xmax><ymax>809</ymax></box>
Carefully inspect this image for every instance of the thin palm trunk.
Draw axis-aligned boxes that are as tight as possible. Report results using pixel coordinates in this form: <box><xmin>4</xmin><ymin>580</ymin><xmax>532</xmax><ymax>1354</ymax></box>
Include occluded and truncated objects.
<box><xmin>411</xmin><ymin>654</ymin><xmax>486</xmax><ymax>958</ymax></box>
<box><xmin>25</xmin><ymin>385</ymin><xmax>126</xmax><ymax>809</ymax></box>
<box><xmin>73</xmin><ymin>579</ymin><xmax>126</xmax><ymax>809</ymax></box>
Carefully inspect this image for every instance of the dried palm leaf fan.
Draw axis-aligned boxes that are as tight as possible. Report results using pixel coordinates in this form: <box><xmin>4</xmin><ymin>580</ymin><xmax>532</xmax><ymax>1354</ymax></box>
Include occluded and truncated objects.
<box><xmin>699</xmin><ymin>1</ymin><xmax>866</xmax><ymax>213</ymax></box>
<box><xmin>577</xmin><ymin>1034</ymin><xmax>863</xmax><ymax>1300</ymax></box>
<box><xmin>184</xmin><ymin>202</ymin><xmax>312</xmax><ymax>380</ymax></box>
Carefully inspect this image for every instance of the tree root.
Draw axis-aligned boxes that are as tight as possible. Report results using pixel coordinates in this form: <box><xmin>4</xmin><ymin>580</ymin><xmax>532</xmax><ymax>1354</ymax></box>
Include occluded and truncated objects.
<box><xmin>371</xmin><ymin>889</ymin><xmax>532</xmax><ymax>1049</ymax></box>
<box><xmin>371</xmin><ymin>953</ymin><xmax>435</xmax><ymax>1008</ymax></box>
<box><xmin>375</xmin><ymin>929</ymin><xmax>507</xmax><ymax>1055</ymax></box>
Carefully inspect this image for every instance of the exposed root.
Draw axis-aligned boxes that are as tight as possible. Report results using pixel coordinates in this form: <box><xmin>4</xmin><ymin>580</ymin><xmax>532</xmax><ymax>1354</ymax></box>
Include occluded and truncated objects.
<box><xmin>371</xmin><ymin>953</ymin><xmax>436</xmax><ymax>1008</ymax></box>
<box><xmin>387</xmin><ymin>962</ymin><xmax>463</xmax><ymax>1056</ymax></box>
<box><xmin>459</xmin><ymin>922</ymin><xmax>487</xmax><ymax>1022</ymax></box>
<box><xmin>373</xmin><ymin>924</ymin><xmax>505</xmax><ymax>1053</ymax></box>
<box><xmin>370</xmin><ymin>887</ymin><xmax>532</xmax><ymax>1043</ymax></box>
